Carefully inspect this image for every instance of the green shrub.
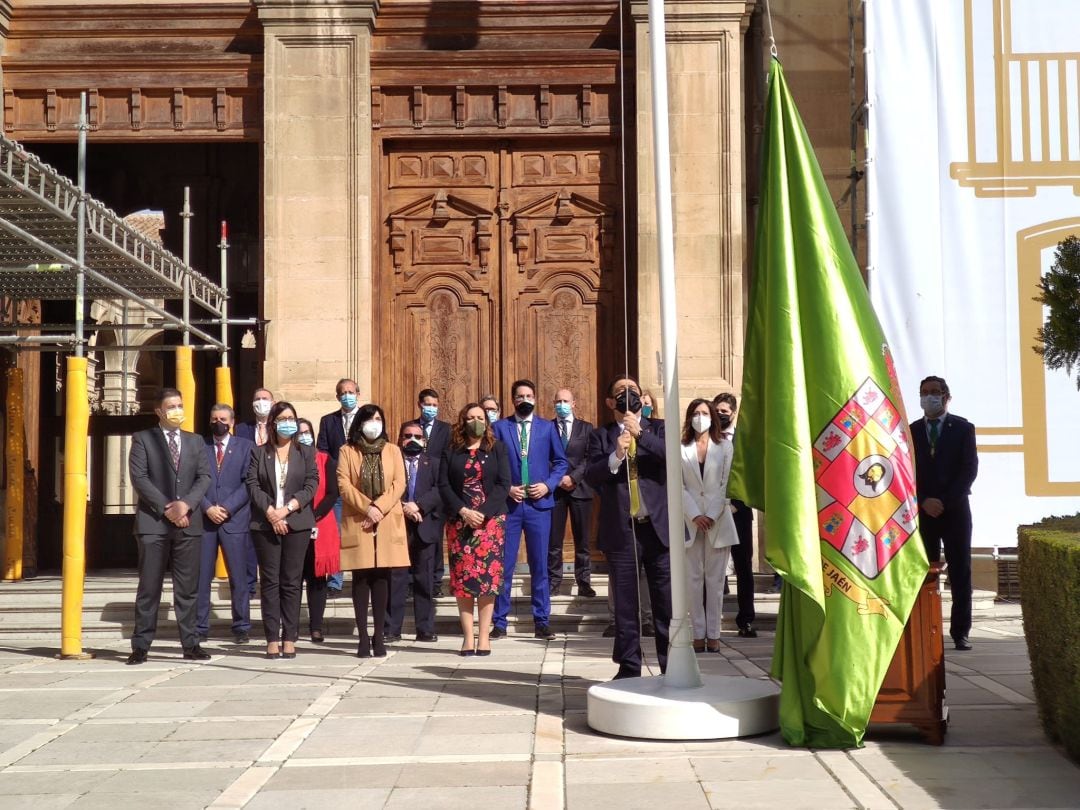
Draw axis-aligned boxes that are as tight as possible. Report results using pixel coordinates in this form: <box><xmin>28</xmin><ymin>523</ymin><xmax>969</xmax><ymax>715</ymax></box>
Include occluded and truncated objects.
<box><xmin>1019</xmin><ymin>515</ymin><xmax>1080</xmax><ymax>763</ymax></box>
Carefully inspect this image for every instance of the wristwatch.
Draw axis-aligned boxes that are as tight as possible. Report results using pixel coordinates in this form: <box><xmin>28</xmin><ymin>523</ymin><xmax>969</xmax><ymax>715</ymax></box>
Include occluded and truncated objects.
<box><xmin>287</xmin><ymin>502</ymin><xmax>296</xmax><ymax>513</ymax></box>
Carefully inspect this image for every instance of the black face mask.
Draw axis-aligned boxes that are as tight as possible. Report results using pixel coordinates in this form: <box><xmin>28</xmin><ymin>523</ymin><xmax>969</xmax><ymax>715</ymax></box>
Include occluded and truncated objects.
<box><xmin>718</xmin><ymin>414</ymin><xmax>732</xmax><ymax>429</ymax></box>
<box><xmin>614</xmin><ymin>388</ymin><xmax>642</xmax><ymax>414</ymax></box>
<box><xmin>210</xmin><ymin>421</ymin><xmax>230</xmax><ymax>437</ymax></box>
<box><xmin>401</xmin><ymin>439</ymin><xmax>424</xmax><ymax>456</ymax></box>
<box><xmin>514</xmin><ymin>400</ymin><xmax>535</xmax><ymax>417</ymax></box>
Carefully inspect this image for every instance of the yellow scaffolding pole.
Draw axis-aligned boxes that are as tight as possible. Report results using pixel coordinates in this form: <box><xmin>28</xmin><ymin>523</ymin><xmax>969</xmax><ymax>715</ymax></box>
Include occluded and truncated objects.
<box><xmin>213</xmin><ymin>364</ymin><xmax>233</xmax><ymax>578</ymax></box>
<box><xmin>60</xmin><ymin>356</ymin><xmax>91</xmax><ymax>658</ymax></box>
<box><xmin>175</xmin><ymin>345</ymin><xmax>195</xmax><ymax>432</ymax></box>
<box><xmin>3</xmin><ymin>366</ymin><xmax>24</xmax><ymax>581</ymax></box>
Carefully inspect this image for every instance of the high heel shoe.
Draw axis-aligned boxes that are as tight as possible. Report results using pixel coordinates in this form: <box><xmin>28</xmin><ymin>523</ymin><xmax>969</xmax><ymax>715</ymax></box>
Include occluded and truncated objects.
<box><xmin>475</xmin><ymin>647</ymin><xmax>491</xmax><ymax>657</ymax></box>
<box><xmin>357</xmin><ymin>638</ymin><xmax>371</xmax><ymax>659</ymax></box>
<box><xmin>706</xmin><ymin>638</ymin><xmax>720</xmax><ymax>653</ymax></box>
<box><xmin>282</xmin><ymin>642</ymin><xmax>297</xmax><ymax>659</ymax></box>
<box><xmin>372</xmin><ymin>637</ymin><xmax>387</xmax><ymax>658</ymax></box>
<box><xmin>265</xmin><ymin>643</ymin><xmax>281</xmax><ymax>660</ymax></box>
<box><xmin>693</xmin><ymin>638</ymin><xmax>706</xmax><ymax>653</ymax></box>
<box><xmin>458</xmin><ymin>648</ymin><xmax>475</xmax><ymax>657</ymax></box>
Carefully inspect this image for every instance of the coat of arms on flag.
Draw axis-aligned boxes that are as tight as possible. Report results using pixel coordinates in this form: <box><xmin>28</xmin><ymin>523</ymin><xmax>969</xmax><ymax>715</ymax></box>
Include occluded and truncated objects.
<box><xmin>813</xmin><ymin>377</ymin><xmax>918</xmax><ymax>580</ymax></box>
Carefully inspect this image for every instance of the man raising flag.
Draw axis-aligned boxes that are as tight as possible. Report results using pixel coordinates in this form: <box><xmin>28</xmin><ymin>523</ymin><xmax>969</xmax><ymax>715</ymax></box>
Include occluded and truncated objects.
<box><xmin>728</xmin><ymin>59</ymin><xmax>929</xmax><ymax>748</ymax></box>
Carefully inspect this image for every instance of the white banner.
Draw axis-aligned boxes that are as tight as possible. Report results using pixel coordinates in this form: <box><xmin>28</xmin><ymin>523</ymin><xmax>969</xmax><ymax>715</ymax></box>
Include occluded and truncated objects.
<box><xmin>867</xmin><ymin>0</ymin><xmax>1080</xmax><ymax>547</ymax></box>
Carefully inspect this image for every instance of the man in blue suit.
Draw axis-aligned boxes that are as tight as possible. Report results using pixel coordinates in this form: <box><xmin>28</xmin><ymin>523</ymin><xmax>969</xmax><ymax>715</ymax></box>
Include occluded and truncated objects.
<box><xmin>585</xmin><ymin>376</ymin><xmax>672</xmax><ymax>679</ymax></box>
<box><xmin>196</xmin><ymin>404</ymin><xmax>256</xmax><ymax>644</ymax></box>
<box><xmin>492</xmin><ymin>378</ymin><xmax>568</xmax><ymax>639</ymax></box>
<box><xmin>911</xmin><ymin>375</ymin><xmax>979</xmax><ymax>651</ymax></box>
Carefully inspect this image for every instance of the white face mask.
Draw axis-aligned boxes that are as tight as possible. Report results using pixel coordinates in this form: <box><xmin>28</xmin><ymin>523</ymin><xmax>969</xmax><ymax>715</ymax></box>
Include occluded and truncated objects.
<box><xmin>920</xmin><ymin>394</ymin><xmax>944</xmax><ymax>416</ymax></box>
<box><xmin>361</xmin><ymin>420</ymin><xmax>382</xmax><ymax>440</ymax></box>
<box><xmin>253</xmin><ymin>399</ymin><xmax>272</xmax><ymax>418</ymax></box>
<box><xmin>692</xmin><ymin>414</ymin><xmax>711</xmax><ymax>434</ymax></box>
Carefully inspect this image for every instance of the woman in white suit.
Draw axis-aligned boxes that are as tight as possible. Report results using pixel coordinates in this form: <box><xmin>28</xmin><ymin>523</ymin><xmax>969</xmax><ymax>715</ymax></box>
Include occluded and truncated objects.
<box><xmin>680</xmin><ymin>399</ymin><xmax>739</xmax><ymax>652</ymax></box>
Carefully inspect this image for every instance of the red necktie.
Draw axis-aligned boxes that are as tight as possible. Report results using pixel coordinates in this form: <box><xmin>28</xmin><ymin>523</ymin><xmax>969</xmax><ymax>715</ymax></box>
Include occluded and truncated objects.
<box><xmin>216</xmin><ymin>441</ymin><xmax>224</xmax><ymax>470</ymax></box>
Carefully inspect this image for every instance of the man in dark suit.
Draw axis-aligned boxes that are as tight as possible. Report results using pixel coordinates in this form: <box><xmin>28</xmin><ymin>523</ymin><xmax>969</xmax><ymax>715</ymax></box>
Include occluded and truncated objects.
<box><xmin>386</xmin><ymin>423</ymin><xmax>445</xmax><ymax>642</ymax></box>
<box><xmin>400</xmin><ymin>387</ymin><xmax>452</xmax><ymax>596</ymax></box>
<box><xmin>316</xmin><ymin>377</ymin><xmax>360</xmax><ymax>593</ymax></box>
<box><xmin>548</xmin><ymin>387</ymin><xmax>596</xmax><ymax>598</ymax></box>
<box><xmin>232</xmin><ymin>387</ymin><xmax>273</xmax><ymax>597</ymax></box>
<box><xmin>196</xmin><ymin>404</ymin><xmax>255</xmax><ymax>645</ymax></box>
<box><xmin>911</xmin><ymin>375</ymin><xmax>979</xmax><ymax>651</ymax></box>
<box><xmin>492</xmin><ymin>379</ymin><xmax>568</xmax><ymax>639</ymax></box>
<box><xmin>714</xmin><ymin>392</ymin><xmax>757</xmax><ymax>638</ymax></box>
<box><xmin>127</xmin><ymin>387</ymin><xmax>213</xmax><ymax>664</ymax></box>
<box><xmin>585</xmin><ymin>376</ymin><xmax>672</xmax><ymax>679</ymax></box>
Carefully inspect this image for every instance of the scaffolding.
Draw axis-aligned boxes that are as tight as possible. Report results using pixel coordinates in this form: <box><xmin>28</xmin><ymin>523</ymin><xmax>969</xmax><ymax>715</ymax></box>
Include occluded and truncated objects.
<box><xmin>0</xmin><ymin>94</ymin><xmax>230</xmax><ymax>658</ymax></box>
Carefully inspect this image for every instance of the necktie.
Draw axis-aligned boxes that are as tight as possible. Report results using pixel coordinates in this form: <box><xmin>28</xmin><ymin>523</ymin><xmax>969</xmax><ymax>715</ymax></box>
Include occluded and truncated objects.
<box><xmin>424</xmin><ymin>422</ymin><xmax>431</xmax><ymax>440</ymax></box>
<box><xmin>560</xmin><ymin>420</ymin><xmax>569</xmax><ymax>449</ymax></box>
<box><xmin>256</xmin><ymin>422</ymin><xmax>266</xmax><ymax>446</ymax></box>
<box><xmin>407</xmin><ymin>458</ymin><xmax>417</xmax><ymax>501</ymax></box>
<box><xmin>519</xmin><ymin>420</ymin><xmax>530</xmax><ymax>486</ymax></box>
<box><xmin>627</xmin><ymin>433</ymin><xmax>641</xmax><ymax>515</ymax></box>
<box><xmin>168</xmin><ymin>431</ymin><xmax>180</xmax><ymax>470</ymax></box>
<box><xmin>929</xmin><ymin>419</ymin><xmax>940</xmax><ymax>456</ymax></box>
<box><xmin>215</xmin><ymin>441</ymin><xmax>224</xmax><ymax>470</ymax></box>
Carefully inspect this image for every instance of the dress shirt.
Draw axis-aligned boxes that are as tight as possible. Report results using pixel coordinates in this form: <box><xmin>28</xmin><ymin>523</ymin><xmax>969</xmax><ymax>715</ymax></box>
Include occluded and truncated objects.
<box><xmin>608</xmin><ymin>423</ymin><xmax>649</xmax><ymax>517</ymax></box>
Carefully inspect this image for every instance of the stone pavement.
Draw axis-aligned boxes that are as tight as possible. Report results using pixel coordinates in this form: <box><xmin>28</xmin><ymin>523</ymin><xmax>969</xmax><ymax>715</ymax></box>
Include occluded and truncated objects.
<box><xmin>0</xmin><ymin>603</ymin><xmax>1078</xmax><ymax>809</ymax></box>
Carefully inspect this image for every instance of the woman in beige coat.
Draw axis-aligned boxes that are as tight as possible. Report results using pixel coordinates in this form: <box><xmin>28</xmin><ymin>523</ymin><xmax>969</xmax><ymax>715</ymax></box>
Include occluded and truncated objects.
<box><xmin>337</xmin><ymin>403</ymin><xmax>410</xmax><ymax>657</ymax></box>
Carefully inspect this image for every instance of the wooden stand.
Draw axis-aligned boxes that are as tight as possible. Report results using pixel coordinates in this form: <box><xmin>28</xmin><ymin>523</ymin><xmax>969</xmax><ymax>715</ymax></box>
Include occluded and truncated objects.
<box><xmin>870</xmin><ymin>562</ymin><xmax>948</xmax><ymax>744</ymax></box>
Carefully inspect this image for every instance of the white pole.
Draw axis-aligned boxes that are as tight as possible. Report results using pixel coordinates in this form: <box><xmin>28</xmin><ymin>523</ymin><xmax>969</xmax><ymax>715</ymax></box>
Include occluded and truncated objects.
<box><xmin>648</xmin><ymin>0</ymin><xmax>700</xmax><ymax>689</ymax></box>
<box><xmin>219</xmin><ymin>220</ymin><xmax>229</xmax><ymax>368</ymax></box>
<box><xmin>181</xmin><ymin>187</ymin><xmax>192</xmax><ymax>346</ymax></box>
<box><xmin>75</xmin><ymin>92</ymin><xmax>87</xmax><ymax>359</ymax></box>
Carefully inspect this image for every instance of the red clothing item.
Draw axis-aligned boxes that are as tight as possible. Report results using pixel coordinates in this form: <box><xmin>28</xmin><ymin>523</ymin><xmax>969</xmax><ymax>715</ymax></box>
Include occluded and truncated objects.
<box><xmin>313</xmin><ymin>450</ymin><xmax>341</xmax><ymax>577</ymax></box>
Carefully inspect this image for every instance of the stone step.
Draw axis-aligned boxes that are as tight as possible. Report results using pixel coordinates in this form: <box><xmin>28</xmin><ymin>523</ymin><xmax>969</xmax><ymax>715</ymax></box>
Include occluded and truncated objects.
<box><xmin>0</xmin><ymin>572</ymin><xmax>998</xmax><ymax>640</ymax></box>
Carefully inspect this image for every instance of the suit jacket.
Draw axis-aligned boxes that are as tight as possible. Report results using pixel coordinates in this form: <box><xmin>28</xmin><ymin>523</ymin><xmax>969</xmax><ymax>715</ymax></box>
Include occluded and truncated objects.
<box><xmin>200</xmin><ymin>434</ymin><xmax>255</xmax><ymax>534</ymax></box>
<box><xmin>493</xmin><ymin>416</ymin><xmax>569</xmax><ymax>511</ymax></box>
<box><xmin>402</xmin><ymin>451</ymin><xmax>446</xmax><ymax>545</ymax></box>
<box><xmin>910</xmin><ymin>413</ymin><xmax>978</xmax><ymax>507</ymax></box>
<box><xmin>680</xmin><ymin>439</ymin><xmax>738</xmax><ymax>549</ymax></box>
<box><xmin>551</xmin><ymin>416</ymin><xmax>595</xmax><ymax>500</ymax></box>
<box><xmin>337</xmin><ymin>442</ymin><xmax>410</xmax><ymax>569</ymax></box>
<box><xmin>585</xmin><ymin>418</ymin><xmax>669</xmax><ymax>551</ymax></box>
<box><xmin>316</xmin><ymin>408</ymin><xmax>355</xmax><ymax>463</ymax></box>
<box><xmin>439</xmin><ymin>441</ymin><xmax>512</xmax><ymax>520</ymax></box>
<box><xmin>400</xmin><ymin>418</ymin><xmax>451</xmax><ymax>461</ymax></box>
<box><xmin>245</xmin><ymin>441</ymin><xmax>319</xmax><ymax>532</ymax></box>
<box><xmin>129</xmin><ymin>427</ymin><xmax>212</xmax><ymax>537</ymax></box>
<box><xmin>235</xmin><ymin>420</ymin><xmax>268</xmax><ymax>444</ymax></box>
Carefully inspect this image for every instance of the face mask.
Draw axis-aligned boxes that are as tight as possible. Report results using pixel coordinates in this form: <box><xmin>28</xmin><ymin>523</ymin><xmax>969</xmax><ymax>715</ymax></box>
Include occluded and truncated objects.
<box><xmin>614</xmin><ymin>388</ymin><xmax>642</xmax><ymax>414</ymax></box>
<box><xmin>339</xmin><ymin>393</ymin><xmax>357</xmax><ymax>411</ymax></box>
<box><xmin>466</xmin><ymin>419</ymin><xmax>487</xmax><ymax>438</ymax></box>
<box><xmin>402</xmin><ymin>438</ymin><xmax>424</xmax><ymax>456</ymax></box>
<box><xmin>253</xmin><ymin>399</ymin><xmax>272</xmax><ymax>418</ymax></box>
<box><xmin>641</xmin><ymin>405</ymin><xmax>653</xmax><ymax>418</ymax></box>
<box><xmin>420</xmin><ymin>405</ymin><xmax>439</xmax><ymax>422</ymax></box>
<box><xmin>920</xmin><ymin>394</ymin><xmax>944</xmax><ymax>416</ymax></box>
<box><xmin>554</xmin><ymin>402</ymin><xmax>572</xmax><ymax>419</ymax></box>
<box><xmin>164</xmin><ymin>407</ymin><xmax>185</xmax><ymax>428</ymax></box>
<box><xmin>276</xmin><ymin>420</ymin><xmax>298</xmax><ymax>438</ymax></box>
<box><xmin>361</xmin><ymin>420</ymin><xmax>383</xmax><ymax>440</ymax></box>
<box><xmin>210</xmin><ymin>421</ymin><xmax>230</xmax><ymax>437</ymax></box>
<box><xmin>486</xmin><ymin>409</ymin><xmax>499</xmax><ymax>424</ymax></box>
<box><xmin>298</xmin><ymin>433</ymin><xmax>314</xmax><ymax>446</ymax></box>
<box><xmin>692</xmin><ymin>414</ymin><xmax>712</xmax><ymax>434</ymax></box>
<box><xmin>717</xmin><ymin>414</ymin><xmax>732</xmax><ymax>430</ymax></box>
<box><xmin>514</xmin><ymin>399</ymin><xmax>535</xmax><ymax>418</ymax></box>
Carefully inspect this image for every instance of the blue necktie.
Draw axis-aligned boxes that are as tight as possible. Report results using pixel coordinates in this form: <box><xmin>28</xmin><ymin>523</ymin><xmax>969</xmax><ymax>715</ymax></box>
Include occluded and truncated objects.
<box><xmin>407</xmin><ymin>458</ymin><xmax>417</xmax><ymax>501</ymax></box>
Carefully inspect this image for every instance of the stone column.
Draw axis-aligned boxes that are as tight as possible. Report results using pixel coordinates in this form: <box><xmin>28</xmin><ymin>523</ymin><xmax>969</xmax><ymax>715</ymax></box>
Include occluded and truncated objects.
<box><xmin>255</xmin><ymin>0</ymin><xmax>378</xmax><ymax>420</ymax></box>
<box><xmin>631</xmin><ymin>1</ymin><xmax>754</xmax><ymax>406</ymax></box>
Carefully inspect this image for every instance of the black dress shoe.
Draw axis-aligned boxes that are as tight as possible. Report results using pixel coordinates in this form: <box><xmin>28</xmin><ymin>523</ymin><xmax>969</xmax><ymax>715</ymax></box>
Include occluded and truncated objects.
<box><xmin>182</xmin><ymin>645</ymin><xmax>211</xmax><ymax>661</ymax></box>
<box><xmin>612</xmin><ymin>665</ymin><xmax>640</xmax><ymax>681</ymax></box>
<box><xmin>310</xmin><ymin>630</ymin><xmax>325</xmax><ymax>644</ymax></box>
<box><xmin>577</xmin><ymin>584</ymin><xmax>597</xmax><ymax>598</ymax></box>
<box><xmin>641</xmin><ymin>622</ymin><xmax>656</xmax><ymax>637</ymax></box>
<box><xmin>432</xmin><ymin>583</ymin><xmax>444</xmax><ymax>598</ymax></box>
<box><xmin>383</xmin><ymin>633</ymin><xmax>402</xmax><ymax>644</ymax></box>
<box><xmin>954</xmin><ymin>637</ymin><xmax>973</xmax><ymax>651</ymax></box>
<box><xmin>534</xmin><ymin>625</ymin><xmax>557</xmax><ymax>640</ymax></box>
<box><xmin>415</xmin><ymin>632</ymin><xmax>438</xmax><ymax>643</ymax></box>
<box><xmin>490</xmin><ymin>626</ymin><xmax>506</xmax><ymax>640</ymax></box>
<box><xmin>602</xmin><ymin>623</ymin><xmax>616</xmax><ymax>638</ymax></box>
<box><xmin>737</xmin><ymin>625</ymin><xmax>758</xmax><ymax>639</ymax></box>
<box><xmin>234</xmin><ymin>633</ymin><xmax>250</xmax><ymax>645</ymax></box>
<box><xmin>126</xmin><ymin>648</ymin><xmax>148</xmax><ymax>666</ymax></box>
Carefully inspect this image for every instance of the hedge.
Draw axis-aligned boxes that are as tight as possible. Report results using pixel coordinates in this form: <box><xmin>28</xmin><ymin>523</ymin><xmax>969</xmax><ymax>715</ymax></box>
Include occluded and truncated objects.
<box><xmin>1018</xmin><ymin>515</ymin><xmax>1080</xmax><ymax>764</ymax></box>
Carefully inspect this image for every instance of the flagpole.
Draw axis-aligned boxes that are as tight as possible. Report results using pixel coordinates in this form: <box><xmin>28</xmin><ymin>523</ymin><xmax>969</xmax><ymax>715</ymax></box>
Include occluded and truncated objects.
<box><xmin>585</xmin><ymin>2</ymin><xmax>779</xmax><ymax>740</ymax></box>
<box><xmin>647</xmin><ymin>0</ymin><xmax>700</xmax><ymax>690</ymax></box>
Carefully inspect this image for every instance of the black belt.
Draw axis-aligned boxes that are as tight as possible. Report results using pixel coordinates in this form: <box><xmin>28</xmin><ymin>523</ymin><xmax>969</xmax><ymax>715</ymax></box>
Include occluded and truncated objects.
<box><xmin>633</xmin><ymin>516</ymin><xmax>651</xmax><ymax>524</ymax></box>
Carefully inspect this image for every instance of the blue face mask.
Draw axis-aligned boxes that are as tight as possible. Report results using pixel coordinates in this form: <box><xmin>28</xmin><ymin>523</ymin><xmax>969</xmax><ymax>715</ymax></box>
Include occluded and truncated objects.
<box><xmin>554</xmin><ymin>402</ymin><xmax>572</xmax><ymax>419</ymax></box>
<box><xmin>298</xmin><ymin>433</ymin><xmax>314</xmax><ymax>446</ymax></box>
<box><xmin>421</xmin><ymin>405</ymin><xmax>438</xmax><ymax>422</ymax></box>
<box><xmin>276</xmin><ymin>420</ymin><xmax>298</xmax><ymax>438</ymax></box>
<box><xmin>486</xmin><ymin>409</ymin><xmax>499</xmax><ymax>424</ymax></box>
<box><xmin>641</xmin><ymin>406</ymin><xmax>653</xmax><ymax>418</ymax></box>
<box><xmin>339</xmin><ymin>393</ymin><xmax>357</xmax><ymax>411</ymax></box>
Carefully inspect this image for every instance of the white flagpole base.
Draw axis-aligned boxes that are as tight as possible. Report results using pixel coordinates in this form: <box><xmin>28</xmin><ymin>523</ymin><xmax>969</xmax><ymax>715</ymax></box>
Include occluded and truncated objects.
<box><xmin>587</xmin><ymin>674</ymin><xmax>780</xmax><ymax>740</ymax></box>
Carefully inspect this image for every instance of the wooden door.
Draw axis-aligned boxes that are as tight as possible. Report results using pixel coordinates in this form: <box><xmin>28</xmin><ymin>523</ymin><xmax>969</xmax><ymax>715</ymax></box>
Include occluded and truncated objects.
<box><xmin>376</xmin><ymin>139</ymin><xmax>624</xmax><ymax>431</ymax></box>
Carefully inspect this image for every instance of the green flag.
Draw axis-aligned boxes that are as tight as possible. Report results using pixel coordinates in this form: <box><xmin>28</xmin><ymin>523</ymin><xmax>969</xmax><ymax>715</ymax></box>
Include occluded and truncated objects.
<box><xmin>728</xmin><ymin>59</ymin><xmax>929</xmax><ymax>749</ymax></box>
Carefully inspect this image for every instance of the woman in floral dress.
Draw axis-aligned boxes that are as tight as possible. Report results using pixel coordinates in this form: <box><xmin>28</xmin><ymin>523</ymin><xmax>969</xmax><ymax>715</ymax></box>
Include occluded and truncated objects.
<box><xmin>439</xmin><ymin>403</ymin><xmax>512</xmax><ymax>655</ymax></box>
